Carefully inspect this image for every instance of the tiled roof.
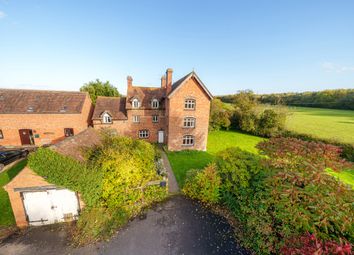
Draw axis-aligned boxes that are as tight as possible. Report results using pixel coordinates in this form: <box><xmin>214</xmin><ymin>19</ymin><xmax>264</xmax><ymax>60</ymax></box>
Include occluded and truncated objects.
<box><xmin>126</xmin><ymin>86</ymin><xmax>166</xmax><ymax>109</ymax></box>
<box><xmin>92</xmin><ymin>96</ymin><xmax>128</xmax><ymax>120</ymax></box>
<box><xmin>51</xmin><ymin>128</ymin><xmax>101</xmax><ymax>162</ymax></box>
<box><xmin>0</xmin><ymin>89</ymin><xmax>88</xmax><ymax>114</ymax></box>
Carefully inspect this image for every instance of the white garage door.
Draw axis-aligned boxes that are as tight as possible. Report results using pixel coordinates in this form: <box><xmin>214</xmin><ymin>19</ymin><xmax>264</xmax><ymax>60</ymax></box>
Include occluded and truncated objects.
<box><xmin>22</xmin><ymin>189</ymin><xmax>80</xmax><ymax>226</ymax></box>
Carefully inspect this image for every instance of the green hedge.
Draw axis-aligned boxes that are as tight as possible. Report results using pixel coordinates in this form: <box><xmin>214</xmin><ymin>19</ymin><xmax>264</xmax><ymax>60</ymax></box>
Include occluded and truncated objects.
<box><xmin>28</xmin><ymin>134</ymin><xmax>167</xmax><ymax>244</ymax></box>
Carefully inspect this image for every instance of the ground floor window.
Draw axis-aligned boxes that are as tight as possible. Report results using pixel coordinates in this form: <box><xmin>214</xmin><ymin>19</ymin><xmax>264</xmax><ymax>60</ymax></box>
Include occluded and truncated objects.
<box><xmin>0</xmin><ymin>129</ymin><xmax>3</xmax><ymax>139</ymax></box>
<box><xmin>64</xmin><ymin>128</ymin><xmax>74</xmax><ymax>137</ymax></box>
<box><xmin>139</xmin><ymin>130</ymin><xmax>149</xmax><ymax>139</ymax></box>
<box><xmin>182</xmin><ymin>135</ymin><xmax>194</xmax><ymax>146</ymax></box>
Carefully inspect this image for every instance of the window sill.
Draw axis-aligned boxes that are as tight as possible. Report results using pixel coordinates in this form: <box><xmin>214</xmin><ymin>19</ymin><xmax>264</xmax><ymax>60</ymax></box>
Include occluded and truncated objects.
<box><xmin>182</xmin><ymin>144</ymin><xmax>194</xmax><ymax>147</ymax></box>
<box><xmin>182</xmin><ymin>127</ymin><xmax>195</xmax><ymax>129</ymax></box>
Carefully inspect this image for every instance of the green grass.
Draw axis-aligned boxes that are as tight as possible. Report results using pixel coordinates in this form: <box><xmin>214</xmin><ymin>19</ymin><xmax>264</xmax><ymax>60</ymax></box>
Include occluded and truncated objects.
<box><xmin>326</xmin><ymin>168</ymin><xmax>354</xmax><ymax>188</ymax></box>
<box><xmin>285</xmin><ymin>106</ymin><xmax>354</xmax><ymax>145</ymax></box>
<box><xmin>0</xmin><ymin>159</ymin><xmax>27</xmax><ymax>227</ymax></box>
<box><xmin>167</xmin><ymin>130</ymin><xmax>264</xmax><ymax>186</ymax></box>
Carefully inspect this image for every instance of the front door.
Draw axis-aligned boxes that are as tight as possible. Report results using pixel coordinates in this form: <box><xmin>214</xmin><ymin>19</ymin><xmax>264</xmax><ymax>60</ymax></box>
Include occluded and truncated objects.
<box><xmin>158</xmin><ymin>130</ymin><xmax>164</xmax><ymax>143</ymax></box>
<box><xmin>19</xmin><ymin>129</ymin><xmax>35</xmax><ymax>145</ymax></box>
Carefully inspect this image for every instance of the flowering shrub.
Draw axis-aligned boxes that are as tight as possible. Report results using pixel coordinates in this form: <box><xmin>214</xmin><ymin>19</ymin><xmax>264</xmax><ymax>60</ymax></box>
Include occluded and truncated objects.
<box><xmin>281</xmin><ymin>232</ymin><xmax>352</xmax><ymax>255</ymax></box>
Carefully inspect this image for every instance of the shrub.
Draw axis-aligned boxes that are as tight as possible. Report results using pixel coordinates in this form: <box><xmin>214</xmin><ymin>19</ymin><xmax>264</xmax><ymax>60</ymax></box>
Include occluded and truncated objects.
<box><xmin>281</xmin><ymin>232</ymin><xmax>352</xmax><ymax>255</ymax></box>
<box><xmin>183</xmin><ymin>164</ymin><xmax>221</xmax><ymax>204</ymax></box>
<box><xmin>29</xmin><ymin>134</ymin><xmax>167</xmax><ymax>244</ymax></box>
<box><xmin>257</xmin><ymin>109</ymin><xmax>286</xmax><ymax>137</ymax></box>
<box><xmin>28</xmin><ymin>148</ymin><xmax>102</xmax><ymax>207</ymax></box>
<box><xmin>215</xmin><ymin>147</ymin><xmax>262</xmax><ymax>193</ymax></box>
<box><xmin>209</xmin><ymin>99</ymin><xmax>231</xmax><ymax>131</ymax></box>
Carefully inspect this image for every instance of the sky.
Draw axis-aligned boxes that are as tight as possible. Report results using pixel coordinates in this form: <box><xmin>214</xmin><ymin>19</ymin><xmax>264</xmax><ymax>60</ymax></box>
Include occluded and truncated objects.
<box><xmin>0</xmin><ymin>0</ymin><xmax>354</xmax><ymax>95</ymax></box>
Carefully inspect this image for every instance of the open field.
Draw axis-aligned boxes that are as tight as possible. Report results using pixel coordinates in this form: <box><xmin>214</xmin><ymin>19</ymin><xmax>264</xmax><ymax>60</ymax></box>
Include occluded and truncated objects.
<box><xmin>285</xmin><ymin>107</ymin><xmax>354</xmax><ymax>145</ymax></box>
<box><xmin>0</xmin><ymin>160</ymin><xmax>27</xmax><ymax>227</ymax></box>
<box><xmin>167</xmin><ymin>130</ymin><xmax>353</xmax><ymax>188</ymax></box>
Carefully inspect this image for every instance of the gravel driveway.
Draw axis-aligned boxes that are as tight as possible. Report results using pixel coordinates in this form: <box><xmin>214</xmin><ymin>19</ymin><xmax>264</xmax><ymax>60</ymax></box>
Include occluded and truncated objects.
<box><xmin>0</xmin><ymin>196</ymin><xmax>250</xmax><ymax>255</ymax></box>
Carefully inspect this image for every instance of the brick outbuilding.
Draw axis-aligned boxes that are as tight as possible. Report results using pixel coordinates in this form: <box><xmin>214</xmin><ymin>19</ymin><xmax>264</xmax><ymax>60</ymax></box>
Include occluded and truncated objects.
<box><xmin>0</xmin><ymin>89</ymin><xmax>93</xmax><ymax>147</ymax></box>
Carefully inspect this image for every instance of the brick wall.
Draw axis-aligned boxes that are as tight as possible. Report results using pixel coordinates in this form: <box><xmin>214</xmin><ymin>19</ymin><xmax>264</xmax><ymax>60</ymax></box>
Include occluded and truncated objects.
<box><xmin>4</xmin><ymin>166</ymin><xmax>84</xmax><ymax>228</ymax></box>
<box><xmin>0</xmin><ymin>95</ymin><xmax>93</xmax><ymax>146</ymax></box>
<box><xmin>93</xmin><ymin>109</ymin><xmax>166</xmax><ymax>143</ymax></box>
<box><xmin>167</xmin><ymin>77</ymin><xmax>211</xmax><ymax>151</ymax></box>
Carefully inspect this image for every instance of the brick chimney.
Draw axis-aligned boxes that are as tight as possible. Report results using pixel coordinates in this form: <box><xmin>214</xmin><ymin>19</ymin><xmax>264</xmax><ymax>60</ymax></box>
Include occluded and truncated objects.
<box><xmin>166</xmin><ymin>68</ymin><xmax>173</xmax><ymax>94</ymax></box>
<box><xmin>127</xmin><ymin>76</ymin><xmax>133</xmax><ymax>88</ymax></box>
<box><xmin>161</xmin><ymin>75</ymin><xmax>166</xmax><ymax>88</ymax></box>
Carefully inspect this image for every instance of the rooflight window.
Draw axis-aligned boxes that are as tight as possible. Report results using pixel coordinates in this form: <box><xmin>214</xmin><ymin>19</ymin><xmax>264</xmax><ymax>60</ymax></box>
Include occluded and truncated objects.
<box><xmin>102</xmin><ymin>112</ymin><xmax>113</xmax><ymax>124</ymax></box>
<box><xmin>27</xmin><ymin>106</ymin><xmax>34</xmax><ymax>112</ymax></box>
<box><xmin>151</xmin><ymin>99</ymin><xmax>159</xmax><ymax>109</ymax></box>
<box><xmin>60</xmin><ymin>106</ymin><xmax>67</xmax><ymax>113</ymax></box>
<box><xmin>132</xmin><ymin>99</ymin><xmax>140</xmax><ymax>108</ymax></box>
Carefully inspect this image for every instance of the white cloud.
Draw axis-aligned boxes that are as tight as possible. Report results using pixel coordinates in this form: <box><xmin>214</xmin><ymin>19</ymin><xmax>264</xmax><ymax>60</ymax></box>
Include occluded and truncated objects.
<box><xmin>321</xmin><ymin>62</ymin><xmax>354</xmax><ymax>73</ymax></box>
<box><xmin>0</xmin><ymin>10</ymin><xmax>6</xmax><ymax>19</ymax></box>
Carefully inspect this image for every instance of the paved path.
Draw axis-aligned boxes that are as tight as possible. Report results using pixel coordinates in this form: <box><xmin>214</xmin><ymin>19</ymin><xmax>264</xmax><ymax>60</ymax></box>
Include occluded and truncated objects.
<box><xmin>0</xmin><ymin>196</ymin><xmax>250</xmax><ymax>255</ymax></box>
<box><xmin>159</xmin><ymin>149</ymin><xmax>180</xmax><ymax>194</ymax></box>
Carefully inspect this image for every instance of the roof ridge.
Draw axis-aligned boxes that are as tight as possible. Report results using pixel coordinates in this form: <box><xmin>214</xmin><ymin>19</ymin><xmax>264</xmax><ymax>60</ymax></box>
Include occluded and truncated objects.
<box><xmin>0</xmin><ymin>88</ymin><xmax>86</xmax><ymax>94</ymax></box>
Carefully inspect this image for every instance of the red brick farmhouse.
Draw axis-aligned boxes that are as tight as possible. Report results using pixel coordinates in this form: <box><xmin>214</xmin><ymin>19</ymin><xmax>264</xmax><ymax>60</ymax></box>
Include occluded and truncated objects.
<box><xmin>0</xmin><ymin>68</ymin><xmax>212</xmax><ymax>151</ymax></box>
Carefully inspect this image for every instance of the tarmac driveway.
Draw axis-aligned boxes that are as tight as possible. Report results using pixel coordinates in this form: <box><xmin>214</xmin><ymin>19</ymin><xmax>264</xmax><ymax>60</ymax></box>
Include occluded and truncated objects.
<box><xmin>0</xmin><ymin>196</ymin><xmax>250</xmax><ymax>255</ymax></box>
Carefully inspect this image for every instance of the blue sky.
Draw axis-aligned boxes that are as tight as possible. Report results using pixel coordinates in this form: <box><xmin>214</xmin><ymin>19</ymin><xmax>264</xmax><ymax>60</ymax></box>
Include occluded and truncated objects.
<box><xmin>0</xmin><ymin>0</ymin><xmax>353</xmax><ymax>95</ymax></box>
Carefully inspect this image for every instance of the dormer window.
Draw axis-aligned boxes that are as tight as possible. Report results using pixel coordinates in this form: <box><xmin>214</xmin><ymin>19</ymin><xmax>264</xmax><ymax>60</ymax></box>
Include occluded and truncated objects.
<box><xmin>151</xmin><ymin>99</ymin><xmax>159</xmax><ymax>109</ymax></box>
<box><xmin>27</xmin><ymin>106</ymin><xmax>34</xmax><ymax>112</ymax></box>
<box><xmin>132</xmin><ymin>99</ymin><xmax>140</xmax><ymax>108</ymax></box>
<box><xmin>102</xmin><ymin>112</ymin><xmax>113</xmax><ymax>124</ymax></box>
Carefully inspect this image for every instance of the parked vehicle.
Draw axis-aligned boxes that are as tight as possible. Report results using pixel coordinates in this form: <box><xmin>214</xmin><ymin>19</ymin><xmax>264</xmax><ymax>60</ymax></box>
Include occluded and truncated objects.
<box><xmin>0</xmin><ymin>149</ymin><xmax>29</xmax><ymax>171</ymax></box>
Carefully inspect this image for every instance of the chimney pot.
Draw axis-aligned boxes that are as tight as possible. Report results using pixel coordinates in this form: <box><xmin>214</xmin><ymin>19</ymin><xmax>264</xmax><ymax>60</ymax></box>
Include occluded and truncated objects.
<box><xmin>161</xmin><ymin>75</ymin><xmax>166</xmax><ymax>88</ymax></box>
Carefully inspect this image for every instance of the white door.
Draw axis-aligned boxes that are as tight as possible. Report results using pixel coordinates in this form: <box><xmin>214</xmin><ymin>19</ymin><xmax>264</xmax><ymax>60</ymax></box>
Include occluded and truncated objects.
<box><xmin>22</xmin><ymin>189</ymin><xmax>79</xmax><ymax>226</ymax></box>
<box><xmin>158</xmin><ymin>131</ymin><xmax>164</xmax><ymax>143</ymax></box>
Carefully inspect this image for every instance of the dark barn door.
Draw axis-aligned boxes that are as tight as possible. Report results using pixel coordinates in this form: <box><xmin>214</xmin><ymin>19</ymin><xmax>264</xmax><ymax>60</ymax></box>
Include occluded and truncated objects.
<box><xmin>19</xmin><ymin>129</ymin><xmax>35</xmax><ymax>145</ymax></box>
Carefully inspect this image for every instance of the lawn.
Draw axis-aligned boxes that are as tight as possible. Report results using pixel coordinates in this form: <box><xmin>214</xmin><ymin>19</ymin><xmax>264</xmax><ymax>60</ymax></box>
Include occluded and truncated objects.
<box><xmin>285</xmin><ymin>106</ymin><xmax>354</xmax><ymax>145</ymax></box>
<box><xmin>167</xmin><ymin>130</ymin><xmax>353</xmax><ymax>188</ymax></box>
<box><xmin>167</xmin><ymin>130</ymin><xmax>264</xmax><ymax>186</ymax></box>
<box><xmin>0</xmin><ymin>159</ymin><xmax>27</xmax><ymax>227</ymax></box>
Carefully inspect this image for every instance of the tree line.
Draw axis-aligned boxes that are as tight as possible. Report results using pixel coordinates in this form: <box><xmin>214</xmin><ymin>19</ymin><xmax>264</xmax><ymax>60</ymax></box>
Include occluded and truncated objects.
<box><xmin>220</xmin><ymin>89</ymin><xmax>354</xmax><ymax>110</ymax></box>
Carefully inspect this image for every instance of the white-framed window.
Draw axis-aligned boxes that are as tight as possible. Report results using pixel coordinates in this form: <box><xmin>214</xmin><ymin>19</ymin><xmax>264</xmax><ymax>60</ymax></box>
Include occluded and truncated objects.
<box><xmin>139</xmin><ymin>130</ymin><xmax>149</xmax><ymax>139</ymax></box>
<box><xmin>151</xmin><ymin>99</ymin><xmax>159</xmax><ymax>109</ymax></box>
<box><xmin>183</xmin><ymin>117</ymin><xmax>196</xmax><ymax>128</ymax></box>
<box><xmin>133</xmin><ymin>115</ymin><xmax>140</xmax><ymax>123</ymax></box>
<box><xmin>152</xmin><ymin>115</ymin><xmax>158</xmax><ymax>123</ymax></box>
<box><xmin>184</xmin><ymin>99</ymin><xmax>195</xmax><ymax>110</ymax></box>
<box><xmin>0</xmin><ymin>129</ymin><xmax>3</xmax><ymax>139</ymax></box>
<box><xmin>132</xmin><ymin>98</ymin><xmax>140</xmax><ymax>108</ymax></box>
<box><xmin>102</xmin><ymin>112</ymin><xmax>112</xmax><ymax>124</ymax></box>
<box><xmin>182</xmin><ymin>135</ymin><xmax>194</xmax><ymax>146</ymax></box>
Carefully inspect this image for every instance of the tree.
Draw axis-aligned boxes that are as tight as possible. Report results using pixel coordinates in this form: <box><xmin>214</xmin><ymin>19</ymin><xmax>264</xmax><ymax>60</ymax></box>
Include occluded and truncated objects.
<box><xmin>80</xmin><ymin>79</ymin><xmax>121</xmax><ymax>104</ymax></box>
<box><xmin>209</xmin><ymin>99</ymin><xmax>231</xmax><ymax>130</ymax></box>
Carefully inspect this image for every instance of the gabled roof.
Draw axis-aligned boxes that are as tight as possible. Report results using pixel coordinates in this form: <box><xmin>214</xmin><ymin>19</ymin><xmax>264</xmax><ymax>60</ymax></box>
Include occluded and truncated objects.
<box><xmin>168</xmin><ymin>71</ymin><xmax>213</xmax><ymax>100</ymax></box>
<box><xmin>0</xmin><ymin>89</ymin><xmax>88</xmax><ymax>114</ymax></box>
<box><xmin>126</xmin><ymin>86</ymin><xmax>165</xmax><ymax>109</ymax></box>
<box><xmin>92</xmin><ymin>96</ymin><xmax>127</xmax><ymax>120</ymax></box>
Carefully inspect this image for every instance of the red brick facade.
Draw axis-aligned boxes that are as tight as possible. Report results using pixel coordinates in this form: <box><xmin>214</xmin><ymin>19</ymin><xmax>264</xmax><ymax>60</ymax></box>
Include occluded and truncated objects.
<box><xmin>0</xmin><ymin>92</ymin><xmax>93</xmax><ymax>146</ymax></box>
<box><xmin>93</xmin><ymin>69</ymin><xmax>212</xmax><ymax>150</ymax></box>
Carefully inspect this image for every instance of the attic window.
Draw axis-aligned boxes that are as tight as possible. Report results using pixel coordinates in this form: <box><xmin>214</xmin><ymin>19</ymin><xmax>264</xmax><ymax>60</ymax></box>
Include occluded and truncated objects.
<box><xmin>60</xmin><ymin>106</ymin><xmax>67</xmax><ymax>113</ymax></box>
<box><xmin>102</xmin><ymin>112</ymin><xmax>113</xmax><ymax>124</ymax></box>
<box><xmin>27</xmin><ymin>106</ymin><xmax>34</xmax><ymax>112</ymax></box>
<box><xmin>132</xmin><ymin>99</ymin><xmax>140</xmax><ymax>108</ymax></box>
<box><xmin>151</xmin><ymin>99</ymin><xmax>159</xmax><ymax>109</ymax></box>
